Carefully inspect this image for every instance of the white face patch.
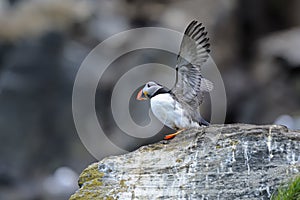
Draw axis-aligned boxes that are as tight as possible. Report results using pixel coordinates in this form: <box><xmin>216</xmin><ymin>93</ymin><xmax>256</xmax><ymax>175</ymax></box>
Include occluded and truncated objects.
<box><xmin>143</xmin><ymin>82</ymin><xmax>162</xmax><ymax>99</ymax></box>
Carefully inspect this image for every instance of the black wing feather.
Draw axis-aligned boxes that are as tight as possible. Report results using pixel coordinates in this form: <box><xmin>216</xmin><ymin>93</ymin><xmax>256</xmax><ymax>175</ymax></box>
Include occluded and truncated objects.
<box><xmin>172</xmin><ymin>20</ymin><xmax>212</xmax><ymax>109</ymax></box>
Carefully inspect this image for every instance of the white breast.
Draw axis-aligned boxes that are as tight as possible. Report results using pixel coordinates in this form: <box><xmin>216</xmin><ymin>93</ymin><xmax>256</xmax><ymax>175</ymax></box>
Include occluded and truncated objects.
<box><xmin>150</xmin><ymin>93</ymin><xmax>200</xmax><ymax>129</ymax></box>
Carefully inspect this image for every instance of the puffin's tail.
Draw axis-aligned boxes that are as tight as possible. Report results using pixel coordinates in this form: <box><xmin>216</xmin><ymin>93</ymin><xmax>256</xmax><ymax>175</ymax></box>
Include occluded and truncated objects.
<box><xmin>199</xmin><ymin>117</ymin><xmax>209</xmax><ymax>126</ymax></box>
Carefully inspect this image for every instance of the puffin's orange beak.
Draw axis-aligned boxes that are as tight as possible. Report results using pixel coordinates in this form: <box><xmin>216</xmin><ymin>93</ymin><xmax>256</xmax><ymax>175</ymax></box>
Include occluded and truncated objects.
<box><xmin>136</xmin><ymin>89</ymin><xmax>147</xmax><ymax>100</ymax></box>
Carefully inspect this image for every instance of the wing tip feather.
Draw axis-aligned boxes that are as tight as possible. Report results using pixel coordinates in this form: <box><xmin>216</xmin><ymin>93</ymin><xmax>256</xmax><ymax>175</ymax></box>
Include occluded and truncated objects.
<box><xmin>184</xmin><ymin>20</ymin><xmax>210</xmax><ymax>54</ymax></box>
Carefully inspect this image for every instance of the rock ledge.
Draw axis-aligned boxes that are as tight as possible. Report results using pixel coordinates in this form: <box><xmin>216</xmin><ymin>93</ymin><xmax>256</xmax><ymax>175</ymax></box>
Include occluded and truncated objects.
<box><xmin>70</xmin><ymin>124</ymin><xmax>300</xmax><ymax>199</ymax></box>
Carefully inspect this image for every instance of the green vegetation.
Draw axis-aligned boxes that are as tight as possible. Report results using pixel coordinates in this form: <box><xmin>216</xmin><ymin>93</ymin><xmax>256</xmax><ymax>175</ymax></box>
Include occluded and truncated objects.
<box><xmin>271</xmin><ymin>175</ymin><xmax>300</xmax><ymax>200</ymax></box>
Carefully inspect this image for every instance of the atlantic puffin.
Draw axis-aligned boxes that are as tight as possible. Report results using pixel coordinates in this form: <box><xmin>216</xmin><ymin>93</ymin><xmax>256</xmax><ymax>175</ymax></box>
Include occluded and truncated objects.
<box><xmin>136</xmin><ymin>20</ymin><xmax>213</xmax><ymax>140</ymax></box>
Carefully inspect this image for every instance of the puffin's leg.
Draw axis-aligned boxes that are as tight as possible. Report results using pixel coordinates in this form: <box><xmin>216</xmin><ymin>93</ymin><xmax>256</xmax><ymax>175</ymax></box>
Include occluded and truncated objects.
<box><xmin>164</xmin><ymin>129</ymin><xmax>185</xmax><ymax>140</ymax></box>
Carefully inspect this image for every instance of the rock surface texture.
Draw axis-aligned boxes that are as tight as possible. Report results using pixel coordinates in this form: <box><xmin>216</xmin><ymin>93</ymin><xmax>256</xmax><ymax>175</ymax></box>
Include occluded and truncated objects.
<box><xmin>70</xmin><ymin>124</ymin><xmax>300</xmax><ymax>199</ymax></box>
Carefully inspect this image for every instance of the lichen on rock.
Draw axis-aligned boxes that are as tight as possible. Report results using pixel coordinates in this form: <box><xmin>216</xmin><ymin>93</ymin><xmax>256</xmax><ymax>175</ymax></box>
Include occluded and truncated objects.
<box><xmin>70</xmin><ymin>124</ymin><xmax>300</xmax><ymax>200</ymax></box>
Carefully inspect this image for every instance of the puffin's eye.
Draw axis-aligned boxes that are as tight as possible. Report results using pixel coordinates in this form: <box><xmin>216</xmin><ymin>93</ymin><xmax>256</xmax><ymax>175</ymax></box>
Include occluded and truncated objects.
<box><xmin>147</xmin><ymin>83</ymin><xmax>150</xmax><ymax>87</ymax></box>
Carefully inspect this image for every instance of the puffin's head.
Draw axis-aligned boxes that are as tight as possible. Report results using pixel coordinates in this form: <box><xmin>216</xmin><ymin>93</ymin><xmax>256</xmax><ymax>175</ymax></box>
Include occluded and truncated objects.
<box><xmin>136</xmin><ymin>81</ymin><xmax>163</xmax><ymax>100</ymax></box>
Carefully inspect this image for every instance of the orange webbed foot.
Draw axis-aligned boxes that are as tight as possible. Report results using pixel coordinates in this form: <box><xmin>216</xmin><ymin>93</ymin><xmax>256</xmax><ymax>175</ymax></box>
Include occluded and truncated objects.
<box><xmin>163</xmin><ymin>129</ymin><xmax>185</xmax><ymax>140</ymax></box>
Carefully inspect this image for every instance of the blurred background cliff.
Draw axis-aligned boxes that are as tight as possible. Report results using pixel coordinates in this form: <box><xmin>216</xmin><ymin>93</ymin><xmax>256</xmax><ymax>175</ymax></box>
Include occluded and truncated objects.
<box><xmin>0</xmin><ymin>0</ymin><xmax>300</xmax><ymax>199</ymax></box>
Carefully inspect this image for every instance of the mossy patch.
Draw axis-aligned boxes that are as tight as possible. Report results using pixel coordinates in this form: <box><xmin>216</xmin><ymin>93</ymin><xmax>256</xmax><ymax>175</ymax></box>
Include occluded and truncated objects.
<box><xmin>271</xmin><ymin>175</ymin><xmax>300</xmax><ymax>200</ymax></box>
<box><xmin>69</xmin><ymin>162</ymin><xmax>132</xmax><ymax>200</ymax></box>
<box><xmin>70</xmin><ymin>162</ymin><xmax>107</xmax><ymax>200</ymax></box>
<box><xmin>230</xmin><ymin>140</ymin><xmax>239</xmax><ymax>146</ymax></box>
<box><xmin>78</xmin><ymin>163</ymin><xmax>104</xmax><ymax>187</ymax></box>
<box><xmin>119</xmin><ymin>179</ymin><xmax>127</xmax><ymax>188</ymax></box>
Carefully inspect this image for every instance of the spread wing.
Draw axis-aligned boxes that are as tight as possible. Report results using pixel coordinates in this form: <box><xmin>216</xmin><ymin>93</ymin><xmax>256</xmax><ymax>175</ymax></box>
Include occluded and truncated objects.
<box><xmin>171</xmin><ymin>20</ymin><xmax>213</xmax><ymax>108</ymax></box>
